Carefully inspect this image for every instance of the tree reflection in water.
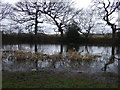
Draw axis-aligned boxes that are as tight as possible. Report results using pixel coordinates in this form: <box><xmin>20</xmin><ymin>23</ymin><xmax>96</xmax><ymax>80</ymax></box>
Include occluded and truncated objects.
<box><xmin>101</xmin><ymin>46</ymin><xmax>119</xmax><ymax>72</ymax></box>
<box><xmin>66</xmin><ymin>44</ymin><xmax>79</xmax><ymax>52</ymax></box>
<box><xmin>34</xmin><ymin>43</ymin><xmax>38</xmax><ymax>70</ymax></box>
<box><xmin>60</xmin><ymin>44</ymin><xmax>63</xmax><ymax>54</ymax></box>
<box><xmin>2</xmin><ymin>44</ymin><xmax>118</xmax><ymax>73</ymax></box>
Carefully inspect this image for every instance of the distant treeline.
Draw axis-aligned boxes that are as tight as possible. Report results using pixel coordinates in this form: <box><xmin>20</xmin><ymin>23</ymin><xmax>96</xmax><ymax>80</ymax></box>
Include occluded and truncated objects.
<box><xmin>2</xmin><ymin>33</ymin><xmax>120</xmax><ymax>45</ymax></box>
<box><xmin>2</xmin><ymin>34</ymin><xmax>61</xmax><ymax>44</ymax></box>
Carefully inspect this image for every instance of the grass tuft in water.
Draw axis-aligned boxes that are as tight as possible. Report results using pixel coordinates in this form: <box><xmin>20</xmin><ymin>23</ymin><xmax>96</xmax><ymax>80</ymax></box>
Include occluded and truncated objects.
<box><xmin>2</xmin><ymin>50</ymin><xmax>101</xmax><ymax>61</ymax></box>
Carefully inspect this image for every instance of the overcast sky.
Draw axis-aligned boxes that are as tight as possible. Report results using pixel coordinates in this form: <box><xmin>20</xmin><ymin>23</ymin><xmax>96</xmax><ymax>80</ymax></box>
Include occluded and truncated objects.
<box><xmin>1</xmin><ymin>0</ymin><xmax>92</xmax><ymax>9</ymax></box>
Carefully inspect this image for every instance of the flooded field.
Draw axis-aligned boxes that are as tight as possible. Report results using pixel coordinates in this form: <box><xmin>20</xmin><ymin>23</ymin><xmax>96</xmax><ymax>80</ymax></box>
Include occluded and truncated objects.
<box><xmin>2</xmin><ymin>44</ymin><xmax>119</xmax><ymax>74</ymax></box>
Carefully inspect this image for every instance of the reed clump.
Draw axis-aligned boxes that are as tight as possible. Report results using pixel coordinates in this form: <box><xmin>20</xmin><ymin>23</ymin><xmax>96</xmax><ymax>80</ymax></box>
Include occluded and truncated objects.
<box><xmin>66</xmin><ymin>50</ymin><xmax>81</xmax><ymax>60</ymax></box>
<box><xmin>81</xmin><ymin>54</ymin><xmax>101</xmax><ymax>60</ymax></box>
<box><xmin>66</xmin><ymin>50</ymin><xmax>101</xmax><ymax>60</ymax></box>
<box><xmin>30</xmin><ymin>52</ymin><xmax>43</xmax><ymax>60</ymax></box>
<box><xmin>14</xmin><ymin>50</ymin><xmax>26</xmax><ymax>60</ymax></box>
<box><xmin>2</xmin><ymin>50</ymin><xmax>101</xmax><ymax>61</ymax></box>
<box><xmin>49</xmin><ymin>54</ymin><xmax>63</xmax><ymax>60</ymax></box>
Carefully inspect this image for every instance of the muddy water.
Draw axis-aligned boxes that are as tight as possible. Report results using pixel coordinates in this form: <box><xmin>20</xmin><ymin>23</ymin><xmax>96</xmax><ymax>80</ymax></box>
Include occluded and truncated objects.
<box><xmin>2</xmin><ymin>44</ymin><xmax>119</xmax><ymax>74</ymax></box>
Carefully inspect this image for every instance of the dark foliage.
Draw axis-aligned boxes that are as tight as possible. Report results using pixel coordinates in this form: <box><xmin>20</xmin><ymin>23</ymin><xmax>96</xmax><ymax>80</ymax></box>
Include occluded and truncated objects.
<box><xmin>65</xmin><ymin>23</ymin><xmax>81</xmax><ymax>43</ymax></box>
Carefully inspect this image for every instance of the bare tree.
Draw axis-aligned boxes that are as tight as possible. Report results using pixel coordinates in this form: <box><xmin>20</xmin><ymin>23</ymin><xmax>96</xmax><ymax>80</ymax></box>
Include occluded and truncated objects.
<box><xmin>10</xmin><ymin>0</ymin><xmax>79</xmax><ymax>37</ymax></box>
<box><xmin>0</xmin><ymin>2</ymin><xmax>12</xmax><ymax>21</ymax></box>
<box><xmin>92</xmin><ymin>0</ymin><xmax>120</xmax><ymax>39</ymax></box>
<box><xmin>0</xmin><ymin>2</ymin><xmax>14</xmax><ymax>34</ymax></box>
<box><xmin>72</xmin><ymin>8</ymin><xmax>99</xmax><ymax>38</ymax></box>
<box><xmin>11</xmin><ymin>0</ymin><xmax>44</xmax><ymax>35</ymax></box>
<box><xmin>39</xmin><ymin>0</ymin><xmax>79</xmax><ymax>38</ymax></box>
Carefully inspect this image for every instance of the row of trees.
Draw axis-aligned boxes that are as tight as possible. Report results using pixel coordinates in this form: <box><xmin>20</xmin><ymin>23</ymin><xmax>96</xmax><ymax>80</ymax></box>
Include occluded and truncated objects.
<box><xmin>0</xmin><ymin>0</ymin><xmax>120</xmax><ymax>39</ymax></box>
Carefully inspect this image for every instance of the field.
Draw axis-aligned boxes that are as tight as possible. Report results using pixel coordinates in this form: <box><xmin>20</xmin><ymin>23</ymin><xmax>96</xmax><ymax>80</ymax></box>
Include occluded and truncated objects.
<box><xmin>2</xmin><ymin>71</ymin><xmax>118</xmax><ymax>88</ymax></box>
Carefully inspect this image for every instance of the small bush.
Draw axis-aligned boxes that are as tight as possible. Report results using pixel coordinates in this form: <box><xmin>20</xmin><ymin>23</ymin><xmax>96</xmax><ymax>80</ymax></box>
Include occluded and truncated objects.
<box><xmin>65</xmin><ymin>23</ymin><xmax>80</xmax><ymax>43</ymax></box>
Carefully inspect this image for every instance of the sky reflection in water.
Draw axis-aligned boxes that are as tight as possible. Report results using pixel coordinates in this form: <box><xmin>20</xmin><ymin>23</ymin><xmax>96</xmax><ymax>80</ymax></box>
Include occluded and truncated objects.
<box><xmin>2</xmin><ymin>44</ymin><xmax>119</xmax><ymax>74</ymax></box>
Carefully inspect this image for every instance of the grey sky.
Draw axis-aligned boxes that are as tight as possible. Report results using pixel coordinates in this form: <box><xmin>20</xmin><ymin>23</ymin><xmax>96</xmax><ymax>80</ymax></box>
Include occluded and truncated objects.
<box><xmin>2</xmin><ymin>0</ymin><xmax>92</xmax><ymax>8</ymax></box>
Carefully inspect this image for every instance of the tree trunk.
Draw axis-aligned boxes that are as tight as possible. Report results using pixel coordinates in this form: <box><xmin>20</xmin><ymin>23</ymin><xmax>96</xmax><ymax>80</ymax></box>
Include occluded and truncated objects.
<box><xmin>35</xmin><ymin>23</ymin><xmax>37</xmax><ymax>35</ymax></box>
<box><xmin>35</xmin><ymin>10</ymin><xmax>38</xmax><ymax>35</ymax></box>
<box><xmin>59</xmin><ymin>28</ymin><xmax>63</xmax><ymax>42</ymax></box>
<box><xmin>61</xmin><ymin>30</ymin><xmax>63</xmax><ymax>38</ymax></box>
<box><xmin>112</xmin><ymin>29</ymin><xmax>116</xmax><ymax>43</ymax></box>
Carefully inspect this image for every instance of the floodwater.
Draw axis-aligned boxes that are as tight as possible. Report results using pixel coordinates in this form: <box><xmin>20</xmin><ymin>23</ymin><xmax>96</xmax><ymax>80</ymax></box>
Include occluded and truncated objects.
<box><xmin>2</xmin><ymin>44</ymin><xmax>120</xmax><ymax>74</ymax></box>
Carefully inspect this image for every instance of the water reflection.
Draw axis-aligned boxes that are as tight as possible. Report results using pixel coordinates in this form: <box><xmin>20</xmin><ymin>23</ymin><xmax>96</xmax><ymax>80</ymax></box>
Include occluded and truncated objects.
<box><xmin>66</xmin><ymin>44</ymin><xmax>79</xmax><ymax>52</ymax></box>
<box><xmin>101</xmin><ymin>46</ymin><xmax>115</xmax><ymax>72</ymax></box>
<box><xmin>2</xmin><ymin>44</ymin><xmax>118</xmax><ymax>74</ymax></box>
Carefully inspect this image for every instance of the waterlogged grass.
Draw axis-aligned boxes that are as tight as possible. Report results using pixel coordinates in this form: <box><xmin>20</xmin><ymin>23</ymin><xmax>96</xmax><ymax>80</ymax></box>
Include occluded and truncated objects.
<box><xmin>2</xmin><ymin>71</ymin><xmax>117</xmax><ymax>88</ymax></box>
<box><xmin>2</xmin><ymin>50</ymin><xmax>101</xmax><ymax>61</ymax></box>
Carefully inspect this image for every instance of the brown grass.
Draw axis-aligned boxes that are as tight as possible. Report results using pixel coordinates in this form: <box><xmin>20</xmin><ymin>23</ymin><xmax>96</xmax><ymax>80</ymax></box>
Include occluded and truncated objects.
<box><xmin>2</xmin><ymin>50</ymin><xmax>101</xmax><ymax>61</ymax></box>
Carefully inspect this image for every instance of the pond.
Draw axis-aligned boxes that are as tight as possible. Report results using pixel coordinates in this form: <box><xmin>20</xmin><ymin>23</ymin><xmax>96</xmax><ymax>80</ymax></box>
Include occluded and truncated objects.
<box><xmin>2</xmin><ymin>44</ymin><xmax>120</xmax><ymax>74</ymax></box>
